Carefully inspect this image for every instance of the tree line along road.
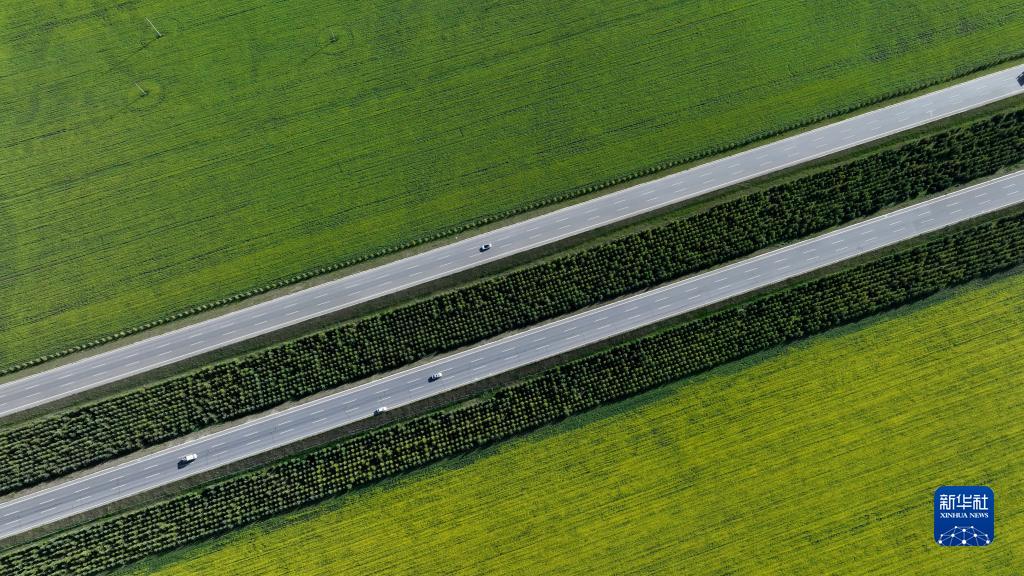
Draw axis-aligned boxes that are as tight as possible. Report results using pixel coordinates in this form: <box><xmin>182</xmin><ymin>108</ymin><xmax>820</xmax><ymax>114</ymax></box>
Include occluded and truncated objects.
<box><xmin>2</xmin><ymin>169</ymin><xmax>1022</xmax><ymax>541</ymax></box>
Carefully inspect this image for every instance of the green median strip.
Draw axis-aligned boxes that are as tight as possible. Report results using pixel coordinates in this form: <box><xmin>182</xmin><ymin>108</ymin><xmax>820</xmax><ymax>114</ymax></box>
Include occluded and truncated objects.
<box><xmin>2</xmin><ymin>106</ymin><xmax>1024</xmax><ymax>497</ymax></box>
<box><xmin>5</xmin><ymin>201</ymin><xmax>1024</xmax><ymax>576</ymax></box>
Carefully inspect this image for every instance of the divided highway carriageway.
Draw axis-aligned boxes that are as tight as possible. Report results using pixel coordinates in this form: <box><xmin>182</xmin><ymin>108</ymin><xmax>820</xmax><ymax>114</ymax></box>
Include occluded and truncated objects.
<box><xmin>1</xmin><ymin>66</ymin><xmax>1022</xmax><ymax>417</ymax></box>
<box><xmin>1</xmin><ymin>169</ymin><xmax>1022</xmax><ymax>539</ymax></box>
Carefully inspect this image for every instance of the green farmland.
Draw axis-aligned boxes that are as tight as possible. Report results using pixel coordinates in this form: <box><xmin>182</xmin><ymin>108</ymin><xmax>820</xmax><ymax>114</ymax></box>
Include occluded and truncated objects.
<box><xmin>3</xmin><ymin>1</ymin><xmax>1024</xmax><ymax>367</ymax></box>
<box><xmin>121</xmin><ymin>270</ymin><xmax>1024</xmax><ymax>575</ymax></box>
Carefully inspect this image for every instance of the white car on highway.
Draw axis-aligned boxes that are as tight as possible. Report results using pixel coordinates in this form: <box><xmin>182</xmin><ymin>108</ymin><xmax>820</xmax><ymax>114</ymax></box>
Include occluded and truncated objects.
<box><xmin>179</xmin><ymin>453</ymin><xmax>198</xmax><ymax>464</ymax></box>
<box><xmin>429</xmin><ymin>371</ymin><xmax>443</xmax><ymax>381</ymax></box>
<box><xmin>374</xmin><ymin>406</ymin><xmax>388</xmax><ymax>415</ymax></box>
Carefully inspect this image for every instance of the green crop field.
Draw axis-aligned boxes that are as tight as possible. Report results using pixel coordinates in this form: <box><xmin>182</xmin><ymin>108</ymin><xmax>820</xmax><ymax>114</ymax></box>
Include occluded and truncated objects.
<box><xmin>3</xmin><ymin>1</ymin><xmax>1024</xmax><ymax>368</ymax></box>
<box><xmin>119</xmin><ymin>270</ymin><xmax>1024</xmax><ymax>575</ymax></box>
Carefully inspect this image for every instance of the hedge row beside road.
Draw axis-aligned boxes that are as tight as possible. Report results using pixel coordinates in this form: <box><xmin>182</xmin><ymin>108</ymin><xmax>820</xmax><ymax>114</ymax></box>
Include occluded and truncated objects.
<box><xmin>2</xmin><ymin>108</ymin><xmax>1024</xmax><ymax>497</ymax></box>
<box><xmin>5</xmin><ymin>208</ymin><xmax>1024</xmax><ymax>576</ymax></box>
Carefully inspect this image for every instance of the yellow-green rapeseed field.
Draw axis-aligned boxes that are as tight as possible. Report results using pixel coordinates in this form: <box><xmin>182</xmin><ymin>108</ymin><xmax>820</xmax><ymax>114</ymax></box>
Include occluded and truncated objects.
<box><xmin>120</xmin><ymin>271</ymin><xmax>1024</xmax><ymax>575</ymax></box>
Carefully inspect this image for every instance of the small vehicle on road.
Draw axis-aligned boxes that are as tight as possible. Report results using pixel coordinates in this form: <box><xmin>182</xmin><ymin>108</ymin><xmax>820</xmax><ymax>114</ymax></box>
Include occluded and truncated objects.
<box><xmin>480</xmin><ymin>243</ymin><xmax>492</xmax><ymax>252</ymax></box>
<box><xmin>179</xmin><ymin>453</ymin><xmax>198</xmax><ymax>465</ymax></box>
<box><xmin>374</xmin><ymin>406</ymin><xmax>388</xmax><ymax>415</ymax></box>
<box><xmin>1018</xmin><ymin>71</ymin><xmax>1024</xmax><ymax>87</ymax></box>
<box><xmin>429</xmin><ymin>371</ymin><xmax>444</xmax><ymax>381</ymax></box>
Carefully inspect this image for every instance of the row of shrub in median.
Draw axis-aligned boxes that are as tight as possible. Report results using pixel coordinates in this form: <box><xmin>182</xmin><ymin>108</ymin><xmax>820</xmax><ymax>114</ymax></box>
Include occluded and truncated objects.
<box><xmin>4</xmin><ymin>204</ymin><xmax>1024</xmax><ymax>576</ymax></box>
<box><xmin>1</xmin><ymin>106</ymin><xmax>1023</xmax><ymax>497</ymax></box>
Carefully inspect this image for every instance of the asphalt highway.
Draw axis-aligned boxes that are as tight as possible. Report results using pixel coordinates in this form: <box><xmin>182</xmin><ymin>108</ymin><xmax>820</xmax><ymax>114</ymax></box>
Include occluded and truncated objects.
<box><xmin>3</xmin><ymin>66</ymin><xmax>1023</xmax><ymax>417</ymax></box>
<box><xmin>2</xmin><ymin>170</ymin><xmax>1022</xmax><ymax>540</ymax></box>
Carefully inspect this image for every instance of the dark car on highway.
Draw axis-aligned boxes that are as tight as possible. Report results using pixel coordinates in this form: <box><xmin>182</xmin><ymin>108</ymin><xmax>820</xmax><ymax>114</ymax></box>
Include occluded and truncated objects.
<box><xmin>1018</xmin><ymin>71</ymin><xmax>1024</xmax><ymax>86</ymax></box>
